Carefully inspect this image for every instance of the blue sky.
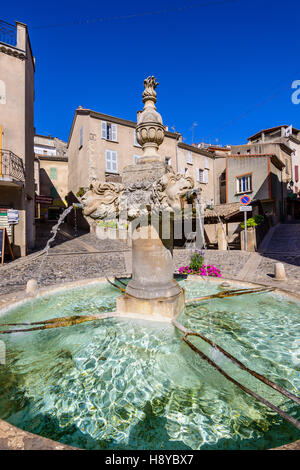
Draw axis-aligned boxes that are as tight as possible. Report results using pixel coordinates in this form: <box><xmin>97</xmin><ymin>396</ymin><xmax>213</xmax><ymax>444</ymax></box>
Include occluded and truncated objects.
<box><xmin>2</xmin><ymin>0</ymin><xmax>300</xmax><ymax>145</ymax></box>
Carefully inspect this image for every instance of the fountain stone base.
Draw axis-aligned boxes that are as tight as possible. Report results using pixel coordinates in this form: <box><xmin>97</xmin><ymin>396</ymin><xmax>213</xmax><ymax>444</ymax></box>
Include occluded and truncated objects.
<box><xmin>116</xmin><ymin>288</ymin><xmax>185</xmax><ymax>320</ymax></box>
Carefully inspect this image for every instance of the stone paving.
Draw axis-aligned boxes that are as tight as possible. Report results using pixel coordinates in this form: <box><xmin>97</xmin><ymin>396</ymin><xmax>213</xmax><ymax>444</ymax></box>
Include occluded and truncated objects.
<box><xmin>0</xmin><ymin>223</ymin><xmax>300</xmax><ymax>296</ymax></box>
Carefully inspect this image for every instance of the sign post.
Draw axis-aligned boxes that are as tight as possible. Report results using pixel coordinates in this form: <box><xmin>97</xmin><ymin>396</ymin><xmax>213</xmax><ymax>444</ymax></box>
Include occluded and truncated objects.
<box><xmin>0</xmin><ymin>228</ymin><xmax>14</xmax><ymax>264</ymax></box>
<box><xmin>240</xmin><ymin>195</ymin><xmax>252</xmax><ymax>251</ymax></box>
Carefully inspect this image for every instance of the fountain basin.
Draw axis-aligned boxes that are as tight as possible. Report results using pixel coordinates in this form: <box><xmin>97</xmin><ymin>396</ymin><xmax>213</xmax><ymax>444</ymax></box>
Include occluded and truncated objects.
<box><xmin>0</xmin><ymin>277</ymin><xmax>299</xmax><ymax>450</ymax></box>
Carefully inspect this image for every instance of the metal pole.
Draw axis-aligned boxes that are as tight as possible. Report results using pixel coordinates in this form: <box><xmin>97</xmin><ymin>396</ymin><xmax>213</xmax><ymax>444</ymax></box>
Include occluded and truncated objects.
<box><xmin>244</xmin><ymin>210</ymin><xmax>247</xmax><ymax>251</ymax></box>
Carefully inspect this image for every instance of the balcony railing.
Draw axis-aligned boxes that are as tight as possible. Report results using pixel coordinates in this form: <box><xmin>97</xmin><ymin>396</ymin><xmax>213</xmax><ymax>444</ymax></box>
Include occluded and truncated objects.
<box><xmin>0</xmin><ymin>150</ymin><xmax>25</xmax><ymax>183</ymax></box>
<box><xmin>0</xmin><ymin>19</ymin><xmax>16</xmax><ymax>47</ymax></box>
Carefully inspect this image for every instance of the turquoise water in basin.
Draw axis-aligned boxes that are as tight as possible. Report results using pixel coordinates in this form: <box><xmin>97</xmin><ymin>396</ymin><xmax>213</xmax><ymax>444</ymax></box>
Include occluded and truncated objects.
<box><xmin>0</xmin><ymin>280</ymin><xmax>299</xmax><ymax>450</ymax></box>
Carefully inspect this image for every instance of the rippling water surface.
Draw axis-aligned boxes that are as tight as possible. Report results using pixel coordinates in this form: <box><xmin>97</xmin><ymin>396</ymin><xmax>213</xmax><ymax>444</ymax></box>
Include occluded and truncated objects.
<box><xmin>0</xmin><ymin>280</ymin><xmax>299</xmax><ymax>450</ymax></box>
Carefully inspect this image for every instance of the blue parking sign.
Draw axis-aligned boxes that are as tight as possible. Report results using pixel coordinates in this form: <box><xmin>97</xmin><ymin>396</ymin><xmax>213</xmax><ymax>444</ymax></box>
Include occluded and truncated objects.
<box><xmin>240</xmin><ymin>195</ymin><xmax>251</xmax><ymax>205</ymax></box>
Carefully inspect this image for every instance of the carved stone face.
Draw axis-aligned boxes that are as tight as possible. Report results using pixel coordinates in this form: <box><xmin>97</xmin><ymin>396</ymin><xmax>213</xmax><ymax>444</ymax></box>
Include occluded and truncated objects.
<box><xmin>79</xmin><ymin>173</ymin><xmax>195</xmax><ymax>221</ymax></box>
<box><xmin>160</xmin><ymin>173</ymin><xmax>194</xmax><ymax>211</ymax></box>
<box><xmin>80</xmin><ymin>183</ymin><xmax>123</xmax><ymax>220</ymax></box>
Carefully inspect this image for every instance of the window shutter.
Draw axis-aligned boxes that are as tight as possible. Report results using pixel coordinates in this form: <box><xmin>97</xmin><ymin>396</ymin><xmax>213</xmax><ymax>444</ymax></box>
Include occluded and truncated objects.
<box><xmin>105</xmin><ymin>150</ymin><xmax>111</xmax><ymax>171</ymax></box>
<box><xmin>204</xmin><ymin>157</ymin><xmax>209</xmax><ymax>169</ymax></box>
<box><xmin>198</xmin><ymin>169</ymin><xmax>205</xmax><ymax>183</ymax></box>
<box><xmin>111</xmin><ymin>151</ymin><xmax>118</xmax><ymax>172</ymax></box>
<box><xmin>50</xmin><ymin>167</ymin><xmax>57</xmax><ymax>180</ymax></box>
<box><xmin>204</xmin><ymin>169</ymin><xmax>208</xmax><ymax>183</ymax></box>
<box><xmin>295</xmin><ymin>165</ymin><xmax>299</xmax><ymax>182</ymax></box>
<box><xmin>101</xmin><ymin>121</ymin><xmax>107</xmax><ymax>139</ymax></box>
<box><xmin>112</xmin><ymin>124</ymin><xmax>117</xmax><ymax>141</ymax></box>
<box><xmin>187</xmin><ymin>151</ymin><xmax>192</xmax><ymax>164</ymax></box>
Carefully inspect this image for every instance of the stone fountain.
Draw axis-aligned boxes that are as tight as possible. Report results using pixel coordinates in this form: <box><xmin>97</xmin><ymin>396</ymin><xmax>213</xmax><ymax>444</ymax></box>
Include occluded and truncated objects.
<box><xmin>80</xmin><ymin>77</ymin><xmax>195</xmax><ymax>319</ymax></box>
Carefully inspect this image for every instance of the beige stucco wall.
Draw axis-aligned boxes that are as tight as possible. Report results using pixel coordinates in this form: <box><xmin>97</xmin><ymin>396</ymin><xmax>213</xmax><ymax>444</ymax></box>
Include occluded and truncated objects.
<box><xmin>213</xmin><ymin>155</ymin><xmax>227</xmax><ymax>204</ymax></box>
<box><xmin>227</xmin><ymin>156</ymin><xmax>269</xmax><ymax>203</ymax></box>
<box><xmin>0</xmin><ymin>22</ymin><xmax>35</xmax><ymax>255</ymax></box>
<box><xmin>39</xmin><ymin>160</ymin><xmax>68</xmax><ymax>206</ymax></box>
<box><xmin>232</xmin><ymin>142</ymin><xmax>292</xmax><ymax>183</ymax></box>
<box><xmin>68</xmin><ymin>113</ymin><xmax>90</xmax><ymax>198</ymax></box>
<box><xmin>68</xmin><ymin>111</ymin><xmax>215</xmax><ymax>207</ymax></box>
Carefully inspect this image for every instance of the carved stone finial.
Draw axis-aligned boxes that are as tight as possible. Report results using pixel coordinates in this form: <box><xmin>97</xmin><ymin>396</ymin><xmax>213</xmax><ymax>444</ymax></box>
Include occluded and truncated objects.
<box><xmin>142</xmin><ymin>76</ymin><xmax>159</xmax><ymax>104</ymax></box>
<box><xmin>135</xmin><ymin>76</ymin><xmax>165</xmax><ymax>161</ymax></box>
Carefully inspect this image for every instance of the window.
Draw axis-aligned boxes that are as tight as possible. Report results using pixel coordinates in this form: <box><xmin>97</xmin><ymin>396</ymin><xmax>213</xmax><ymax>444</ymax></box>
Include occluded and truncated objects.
<box><xmin>50</xmin><ymin>167</ymin><xmax>57</xmax><ymax>180</ymax></box>
<box><xmin>106</xmin><ymin>150</ymin><xmax>118</xmax><ymax>173</ymax></box>
<box><xmin>101</xmin><ymin>121</ymin><xmax>117</xmax><ymax>141</ymax></box>
<box><xmin>181</xmin><ymin>167</ymin><xmax>188</xmax><ymax>175</ymax></box>
<box><xmin>165</xmin><ymin>157</ymin><xmax>171</xmax><ymax>166</ymax></box>
<box><xmin>236</xmin><ymin>174</ymin><xmax>252</xmax><ymax>193</ymax></box>
<box><xmin>134</xmin><ymin>130</ymin><xmax>141</xmax><ymax>147</ymax></box>
<box><xmin>197</xmin><ymin>169</ymin><xmax>208</xmax><ymax>183</ymax></box>
<box><xmin>295</xmin><ymin>165</ymin><xmax>299</xmax><ymax>183</ymax></box>
<box><xmin>133</xmin><ymin>154</ymin><xmax>141</xmax><ymax>164</ymax></box>
<box><xmin>186</xmin><ymin>151</ymin><xmax>193</xmax><ymax>164</ymax></box>
<box><xmin>79</xmin><ymin>126</ymin><xmax>83</xmax><ymax>148</ymax></box>
<box><xmin>0</xmin><ymin>80</ymin><xmax>6</xmax><ymax>104</ymax></box>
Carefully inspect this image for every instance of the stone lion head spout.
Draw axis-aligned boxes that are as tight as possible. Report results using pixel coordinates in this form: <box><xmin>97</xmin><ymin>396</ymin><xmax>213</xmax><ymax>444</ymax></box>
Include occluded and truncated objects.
<box><xmin>155</xmin><ymin>172</ymin><xmax>194</xmax><ymax>212</ymax></box>
<box><xmin>79</xmin><ymin>172</ymin><xmax>195</xmax><ymax>222</ymax></box>
<box><xmin>80</xmin><ymin>182</ymin><xmax>124</xmax><ymax>220</ymax></box>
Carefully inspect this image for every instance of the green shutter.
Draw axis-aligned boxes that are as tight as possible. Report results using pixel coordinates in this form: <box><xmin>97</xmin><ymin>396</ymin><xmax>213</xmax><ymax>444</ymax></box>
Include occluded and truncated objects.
<box><xmin>50</xmin><ymin>167</ymin><xmax>57</xmax><ymax>180</ymax></box>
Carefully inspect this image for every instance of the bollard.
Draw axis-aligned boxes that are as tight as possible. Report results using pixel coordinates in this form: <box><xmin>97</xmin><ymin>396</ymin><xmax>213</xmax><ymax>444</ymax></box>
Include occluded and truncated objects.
<box><xmin>26</xmin><ymin>279</ymin><xmax>38</xmax><ymax>296</ymax></box>
<box><xmin>217</xmin><ymin>227</ymin><xmax>227</xmax><ymax>251</ymax></box>
<box><xmin>274</xmin><ymin>263</ymin><xmax>287</xmax><ymax>281</ymax></box>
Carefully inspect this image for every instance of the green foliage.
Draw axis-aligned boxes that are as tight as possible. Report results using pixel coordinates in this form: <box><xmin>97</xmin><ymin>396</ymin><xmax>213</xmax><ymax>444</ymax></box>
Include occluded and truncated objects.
<box><xmin>76</xmin><ymin>187</ymin><xmax>86</xmax><ymax>198</ymax></box>
<box><xmin>240</xmin><ymin>214</ymin><xmax>264</xmax><ymax>229</ymax></box>
<box><xmin>96</xmin><ymin>220</ymin><xmax>120</xmax><ymax>229</ymax></box>
<box><xmin>189</xmin><ymin>252</ymin><xmax>204</xmax><ymax>271</ymax></box>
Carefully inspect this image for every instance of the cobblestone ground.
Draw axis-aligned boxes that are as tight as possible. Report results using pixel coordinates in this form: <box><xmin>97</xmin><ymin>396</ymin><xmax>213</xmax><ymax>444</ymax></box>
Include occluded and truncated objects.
<box><xmin>1</xmin><ymin>223</ymin><xmax>300</xmax><ymax>296</ymax></box>
<box><xmin>247</xmin><ymin>224</ymin><xmax>300</xmax><ymax>294</ymax></box>
<box><xmin>0</xmin><ymin>226</ymin><xmax>129</xmax><ymax>296</ymax></box>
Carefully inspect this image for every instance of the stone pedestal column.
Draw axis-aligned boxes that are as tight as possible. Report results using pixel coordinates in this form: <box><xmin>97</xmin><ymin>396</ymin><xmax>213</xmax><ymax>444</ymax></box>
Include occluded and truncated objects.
<box><xmin>116</xmin><ymin>213</ymin><xmax>185</xmax><ymax>319</ymax></box>
<box><xmin>126</xmin><ymin>215</ymin><xmax>180</xmax><ymax>299</ymax></box>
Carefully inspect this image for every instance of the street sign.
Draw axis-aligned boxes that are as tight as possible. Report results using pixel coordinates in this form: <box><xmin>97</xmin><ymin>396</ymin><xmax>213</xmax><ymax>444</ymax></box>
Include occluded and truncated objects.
<box><xmin>35</xmin><ymin>195</ymin><xmax>53</xmax><ymax>205</ymax></box>
<box><xmin>240</xmin><ymin>195</ymin><xmax>251</xmax><ymax>205</ymax></box>
<box><xmin>239</xmin><ymin>198</ymin><xmax>252</xmax><ymax>252</ymax></box>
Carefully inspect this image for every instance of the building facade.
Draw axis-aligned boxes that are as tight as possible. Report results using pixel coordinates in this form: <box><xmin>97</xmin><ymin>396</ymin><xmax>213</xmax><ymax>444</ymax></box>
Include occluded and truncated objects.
<box><xmin>226</xmin><ymin>153</ymin><xmax>285</xmax><ymax>221</ymax></box>
<box><xmin>34</xmin><ymin>134</ymin><xmax>68</xmax><ymax>220</ymax></box>
<box><xmin>247</xmin><ymin>125</ymin><xmax>300</xmax><ymax>193</ymax></box>
<box><xmin>67</xmin><ymin>108</ymin><xmax>215</xmax><ymax>208</ymax></box>
<box><xmin>0</xmin><ymin>20</ymin><xmax>35</xmax><ymax>256</ymax></box>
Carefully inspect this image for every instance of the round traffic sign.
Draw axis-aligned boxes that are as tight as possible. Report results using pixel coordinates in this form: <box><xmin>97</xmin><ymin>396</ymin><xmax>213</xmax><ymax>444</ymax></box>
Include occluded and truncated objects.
<box><xmin>240</xmin><ymin>195</ymin><xmax>251</xmax><ymax>205</ymax></box>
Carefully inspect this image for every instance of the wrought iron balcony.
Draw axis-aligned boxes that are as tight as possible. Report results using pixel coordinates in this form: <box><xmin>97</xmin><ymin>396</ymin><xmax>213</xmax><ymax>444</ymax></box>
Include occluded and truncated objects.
<box><xmin>0</xmin><ymin>19</ymin><xmax>16</xmax><ymax>47</ymax></box>
<box><xmin>0</xmin><ymin>150</ymin><xmax>25</xmax><ymax>183</ymax></box>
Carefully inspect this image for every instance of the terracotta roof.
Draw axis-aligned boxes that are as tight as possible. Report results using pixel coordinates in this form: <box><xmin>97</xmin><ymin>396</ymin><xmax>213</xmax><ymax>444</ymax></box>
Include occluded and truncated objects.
<box><xmin>178</xmin><ymin>142</ymin><xmax>213</xmax><ymax>157</ymax></box>
<box><xmin>248</xmin><ymin>125</ymin><xmax>300</xmax><ymax>141</ymax></box>
<box><xmin>229</xmin><ymin>153</ymin><xmax>274</xmax><ymax>157</ymax></box>
<box><xmin>204</xmin><ymin>202</ymin><xmax>241</xmax><ymax>219</ymax></box>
